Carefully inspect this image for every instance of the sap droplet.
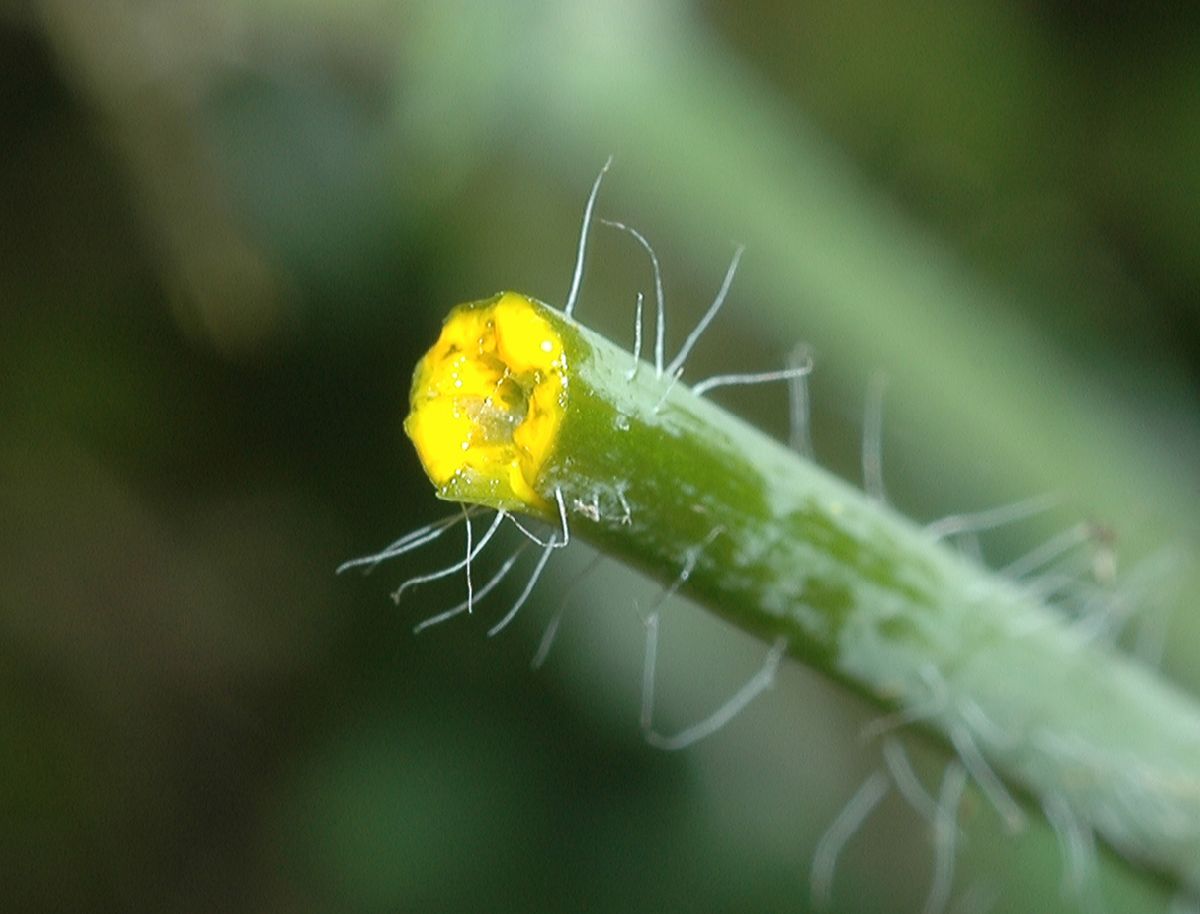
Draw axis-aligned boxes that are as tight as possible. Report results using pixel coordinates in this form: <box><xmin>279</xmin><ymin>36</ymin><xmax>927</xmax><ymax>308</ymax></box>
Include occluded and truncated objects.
<box><xmin>614</xmin><ymin>414</ymin><xmax>630</xmax><ymax>431</ymax></box>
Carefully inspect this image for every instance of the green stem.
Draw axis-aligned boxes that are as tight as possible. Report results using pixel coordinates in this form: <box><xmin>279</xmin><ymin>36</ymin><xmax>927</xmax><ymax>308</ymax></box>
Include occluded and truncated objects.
<box><xmin>427</xmin><ymin>294</ymin><xmax>1200</xmax><ymax>895</ymax></box>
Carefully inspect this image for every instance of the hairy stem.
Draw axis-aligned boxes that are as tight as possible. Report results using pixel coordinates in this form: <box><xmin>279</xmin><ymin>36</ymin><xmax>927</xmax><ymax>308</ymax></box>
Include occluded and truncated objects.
<box><xmin>411</xmin><ymin>293</ymin><xmax>1200</xmax><ymax>895</ymax></box>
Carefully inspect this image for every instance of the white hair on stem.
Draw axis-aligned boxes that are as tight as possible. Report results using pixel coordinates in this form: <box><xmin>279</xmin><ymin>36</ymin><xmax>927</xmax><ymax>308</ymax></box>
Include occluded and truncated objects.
<box><xmin>1006</xmin><ymin>535</ymin><xmax>1172</xmax><ymax>649</ymax></box>
<box><xmin>638</xmin><ymin>608</ymin><xmax>660</xmax><ymax>735</ymax></box>
<box><xmin>948</xmin><ymin>724</ymin><xmax>1027</xmax><ymax>833</ymax></box>
<box><xmin>636</xmin><ymin>527</ymin><xmax>725</xmax><ymax>742</ymax></box>
<box><xmin>859</xmin><ymin>663</ymin><xmax>950</xmax><ymax>743</ymax></box>
<box><xmin>505</xmin><ymin>487</ymin><xmax>571</xmax><ymax>550</ymax></box>
<box><xmin>645</xmin><ymin>244</ymin><xmax>768</xmax><ymax>408</ymax></box>
<box><xmin>487</xmin><ymin>537</ymin><xmax>559</xmax><ymax>637</ymax></box>
<box><xmin>1000</xmin><ymin>521</ymin><xmax>1093</xmax><ymax>581</ymax></box>
<box><xmin>563</xmin><ymin>156</ymin><xmax>612</xmax><ymax>318</ymax></box>
<box><xmin>336</xmin><ymin>509</ymin><xmax>470</xmax><ymax>574</ymax></box>
<box><xmin>638</xmin><ymin>527</ymin><xmax>787</xmax><ymax>748</ymax></box>
<box><xmin>882</xmin><ymin>737</ymin><xmax>941</xmax><ymax>823</ymax></box>
<box><xmin>810</xmin><ymin>770</ymin><xmax>891</xmax><ymax>911</ymax></box>
<box><xmin>390</xmin><ymin>509</ymin><xmax>505</xmax><ymax>603</ymax></box>
<box><xmin>923</xmin><ymin>492</ymin><xmax>1060</xmax><ymax>543</ymax></box>
<box><xmin>665</xmin><ymin>243</ymin><xmax>745</xmax><ymax>378</ymax></box>
<box><xmin>652</xmin><ymin>526</ymin><xmax>722</xmax><ymax>610</ymax></box>
<box><xmin>787</xmin><ymin>342</ymin><xmax>815</xmax><ymax>460</ymax></box>
<box><xmin>531</xmin><ymin>552</ymin><xmax>606</xmax><ymax>670</ymax></box>
<box><xmin>1060</xmin><ymin>547</ymin><xmax>1177</xmax><ymax>656</ymax></box>
<box><xmin>412</xmin><ymin>544</ymin><xmax>529</xmax><ymax>635</ymax></box>
<box><xmin>860</xmin><ymin>666</ymin><xmax>1026</xmax><ymax>833</ymax></box>
<box><xmin>957</xmin><ymin>698</ymin><xmax>1017</xmax><ymax>750</ymax></box>
<box><xmin>690</xmin><ymin>360</ymin><xmax>813</xmax><ymax>398</ymax></box>
<box><xmin>642</xmin><ymin>636</ymin><xmax>788</xmax><ymax>751</ymax></box>
<box><xmin>462</xmin><ymin>505</ymin><xmax>474</xmax><ymax>612</ymax></box>
<box><xmin>1042</xmin><ymin>794</ymin><xmax>1098</xmax><ymax>908</ymax></box>
<box><xmin>955</xmin><ymin>531</ymin><xmax>986</xmax><ymax>564</ymax></box>
<box><xmin>924</xmin><ymin>761</ymin><xmax>968</xmax><ymax>914</ymax></box>
<box><xmin>600</xmin><ymin>218</ymin><xmax>666</xmax><ymax>378</ymax></box>
<box><xmin>626</xmin><ymin>292</ymin><xmax>644</xmax><ymax>380</ymax></box>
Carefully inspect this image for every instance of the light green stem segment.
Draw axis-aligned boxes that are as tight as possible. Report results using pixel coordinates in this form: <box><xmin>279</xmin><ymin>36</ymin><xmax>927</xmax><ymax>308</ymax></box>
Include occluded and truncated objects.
<box><xmin>424</xmin><ymin>295</ymin><xmax>1200</xmax><ymax>894</ymax></box>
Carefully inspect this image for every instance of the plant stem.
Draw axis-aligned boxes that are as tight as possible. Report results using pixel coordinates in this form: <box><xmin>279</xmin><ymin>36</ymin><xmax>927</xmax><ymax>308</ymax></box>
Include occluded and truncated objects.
<box><xmin>410</xmin><ymin>292</ymin><xmax>1200</xmax><ymax>895</ymax></box>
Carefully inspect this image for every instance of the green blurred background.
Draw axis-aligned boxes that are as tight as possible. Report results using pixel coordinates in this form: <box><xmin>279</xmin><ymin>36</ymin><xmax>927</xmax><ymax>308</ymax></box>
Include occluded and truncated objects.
<box><xmin>3</xmin><ymin>1</ymin><xmax>1198</xmax><ymax>911</ymax></box>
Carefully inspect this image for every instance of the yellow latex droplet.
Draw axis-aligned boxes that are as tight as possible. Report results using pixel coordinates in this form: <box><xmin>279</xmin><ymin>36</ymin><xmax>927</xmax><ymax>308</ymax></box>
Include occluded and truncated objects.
<box><xmin>404</xmin><ymin>292</ymin><xmax>567</xmax><ymax>511</ymax></box>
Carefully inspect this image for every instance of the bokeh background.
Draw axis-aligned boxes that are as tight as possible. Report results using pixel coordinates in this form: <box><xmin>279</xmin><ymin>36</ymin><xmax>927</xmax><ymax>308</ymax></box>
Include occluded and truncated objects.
<box><xmin>3</xmin><ymin>1</ymin><xmax>1198</xmax><ymax>912</ymax></box>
